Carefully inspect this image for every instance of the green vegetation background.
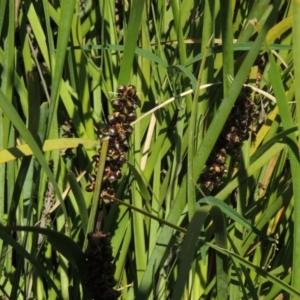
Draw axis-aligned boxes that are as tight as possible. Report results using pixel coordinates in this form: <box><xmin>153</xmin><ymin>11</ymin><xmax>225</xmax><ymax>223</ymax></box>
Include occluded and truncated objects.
<box><xmin>0</xmin><ymin>0</ymin><xmax>300</xmax><ymax>299</ymax></box>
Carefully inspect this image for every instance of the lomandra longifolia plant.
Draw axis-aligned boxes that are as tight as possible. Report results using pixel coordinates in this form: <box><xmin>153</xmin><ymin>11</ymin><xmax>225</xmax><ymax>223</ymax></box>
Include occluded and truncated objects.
<box><xmin>84</xmin><ymin>85</ymin><xmax>139</xmax><ymax>299</ymax></box>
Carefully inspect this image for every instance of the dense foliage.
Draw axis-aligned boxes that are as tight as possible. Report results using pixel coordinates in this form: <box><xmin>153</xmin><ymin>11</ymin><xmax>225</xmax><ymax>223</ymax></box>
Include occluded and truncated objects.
<box><xmin>0</xmin><ymin>0</ymin><xmax>300</xmax><ymax>299</ymax></box>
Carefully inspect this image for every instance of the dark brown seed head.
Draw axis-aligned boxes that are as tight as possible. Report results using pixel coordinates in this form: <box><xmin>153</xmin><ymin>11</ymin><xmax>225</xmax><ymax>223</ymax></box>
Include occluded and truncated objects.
<box><xmin>119</xmin><ymin>154</ymin><xmax>127</xmax><ymax>164</ymax></box>
<box><xmin>117</xmin><ymin>85</ymin><xmax>127</xmax><ymax>96</ymax></box>
<box><xmin>118</xmin><ymin>132</ymin><xmax>127</xmax><ymax>142</ymax></box>
<box><xmin>92</xmin><ymin>155</ymin><xmax>100</xmax><ymax>162</ymax></box>
<box><xmin>89</xmin><ymin>174</ymin><xmax>97</xmax><ymax>183</ymax></box>
<box><xmin>126</xmin><ymin>85</ymin><xmax>137</xmax><ymax>97</ymax></box>
<box><xmin>108</xmin><ymin>173</ymin><xmax>117</xmax><ymax>183</ymax></box>
<box><xmin>116</xmin><ymin>112</ymin><xmax>127</xmax><ymax>123</ymax></box>
<box><xmin>126</xmin><ymin>98</ymin><xmax>136</xmax><ymax>108</ymax></box>
<box><xmin>123</xmin><ymin>124</ymin><xmax>134</xmax><ymax>134</ymax></box>
<box><xmin>107</xmin><ymin>114</ymin><xmax>118</xmax><ymax>125</ymax></box>
<box><xmin>85</xmin><ymin>184</ymin><xmax>95</xmax><ymax>192</ymax></box>
<box><xmin>111</xmin><ymin>99</ymin><xmax>123</xmax><ymax>109</ymax></box>
<box><xmin>127</xmin><ymin>112</ymin><xmax>137</xmax><ymax>122</ymax></box>
<box><xmin>116</xmin><ymin>170</ymin><xmax>122</xmax><ymax>179</ymax></box>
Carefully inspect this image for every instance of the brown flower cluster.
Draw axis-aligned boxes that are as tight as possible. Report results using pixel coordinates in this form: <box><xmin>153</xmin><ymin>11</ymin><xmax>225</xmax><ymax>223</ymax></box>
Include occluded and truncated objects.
<box><xmin>201</xmin><ymin>86</ymin><xmax>259</xmax><ymax>191</ymax></box>
<box><xmin>84</xmin><ymin>232</ymin><xmax>121</xmax><ymax>300</ymax></box>
<box><xmin>85</xmin><ymin>85</ymin><xmax>139</xmax><ymax>203</ymax></box>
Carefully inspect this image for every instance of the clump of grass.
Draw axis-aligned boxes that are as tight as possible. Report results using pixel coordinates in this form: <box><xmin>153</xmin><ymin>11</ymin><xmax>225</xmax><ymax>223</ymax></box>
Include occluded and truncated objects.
<box><xmin>0</xmin><ymin>1</ymin><xmax>300</xmax><ymax>299</ymax></box>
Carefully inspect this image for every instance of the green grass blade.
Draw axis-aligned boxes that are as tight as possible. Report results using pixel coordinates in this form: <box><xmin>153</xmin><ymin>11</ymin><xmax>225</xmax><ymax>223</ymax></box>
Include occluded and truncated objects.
<box><xmin>220</xmin><ymin>0</ymin><xmax>234</xmax><ymax>93</ymax></box>
<box><xmin>292</xmin><ymin>0</ymin><xmax>300</xmax><ymax>290</ymax></box>
<box><xmin>46</xmin><ymin>0</ymin><xmax>76</xmax><ymax>138</ymax></box>
<box><xmin>267</xmin><ymin>40</ymin><xmax>300</xmax><ymax>291</ymax></box>
<box><xmin>171</xmin><ymin>205</ymin><xmax>228</xmax><ymax>300</ymax></box>
<box><xmin>198</xmin><ymin>197</ymin><xmax>274</xmax><ymax>241</ymax></box>
<box><xmin>171</xmin><ymin>206</ymin><xmax>210</xmax><ymax>300</ymax></box>
<box><xmin>118</xmin><ymin>0</ymin><xmax>146</xmax><ymax>84</ymax></box>
<box><xmin>83</xmin><ymin>139</ymin><xmax>109</xmax><ymax>250</ymax></box>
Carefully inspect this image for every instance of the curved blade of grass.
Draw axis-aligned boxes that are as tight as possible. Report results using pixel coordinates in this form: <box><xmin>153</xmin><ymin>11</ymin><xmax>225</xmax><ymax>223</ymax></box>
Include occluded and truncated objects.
<box><xmin>171</xmin><ymin>206</ymin><xmax>210</xmax><ymax>300</ymax></box>
<box><xmin>70</xmin><ymin>43</ymin><xmax>292</xmax><ymax>70</ymax></box>
<box><xmin>70</xmin><ymin>44</ymin><xmax>169</xmax><ymax>68</ymax></box>
<box><xmin>216</xmin><ymin>141</ymin><xmax>286</xmax><ymax>200</ymax></box>
<box><xmin>250</xmin><ymin>126</ymin><xmax>297</xmax><ymax>164</ymax></box>
<box><xmin>171</xmin><ymin>205</ymin><xmax>228</xmax><ymax>300</ymax></box>
<box><xmin>198</xmin><ymin>197</ymin><xmax>275</xmax><ymax>242</ymax></box>
<box><xmin>215</xmin><ymin>126</ymin><xmax>298</xmax><ymax>201</ymax></box>
<box><xmin>242</xmin><ymin>185</ymin><xmax>292</xmax><ymax>256</ymax></box>
<box><xmin>184</xmin><ymin>43</ymin><xmax>292</xmax><ymax>68</ymax></box>
<box><xmin>208</xmin><ymin>242</ymin><xmax>300</xmax><ymax>299</ymax></box>
<box><xmin>267</xmin><ymin>41</ymin><xmax>300</xmax><ymax>290</ymax></box>
<box><xmin>167</xmin><ymin>65</ymin><xmax>197</xmax><ymax>90</ymax></box>
<box><xmin>0</xmin><ymin>138</ymin><xmax>98</xmax><ymax>163</ymax></box>
<box><xmin>266</xmin><ymin>15</ymin><xmax>292</xmax><ymax>44</ymax></box>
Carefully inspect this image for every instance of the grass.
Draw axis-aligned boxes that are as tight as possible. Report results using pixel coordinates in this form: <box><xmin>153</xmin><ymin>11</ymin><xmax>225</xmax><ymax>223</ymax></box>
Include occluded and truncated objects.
<box><xmin>0</xmin><ymin>0</ymin><xmax>299</xmax><ymax>299</ymax></box>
